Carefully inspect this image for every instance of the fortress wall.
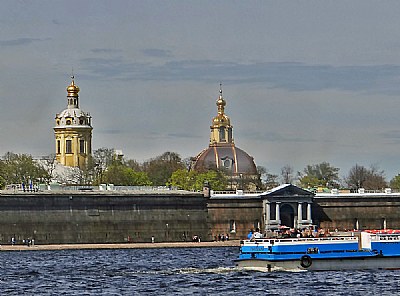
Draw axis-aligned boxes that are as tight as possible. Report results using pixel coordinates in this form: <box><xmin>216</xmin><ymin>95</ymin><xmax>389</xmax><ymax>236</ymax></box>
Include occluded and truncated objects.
<box><xmin>2</xmin><ymin>191</ymin><xmax>400</xmax><ymax>245</ymax></box>
<box><xmin>0</xmin><ymin>192</ymin><xmax>210</xmax><ymax>244</ymax></box>
<box><xmin>313</xmin><ymin>195</ymin><xmax>400</xmax><ymax>230</ymax></box>
<box><xmin>207</xmin><ymin>198</ymin><xmax>262</xmax><ymax>240</ymax></box>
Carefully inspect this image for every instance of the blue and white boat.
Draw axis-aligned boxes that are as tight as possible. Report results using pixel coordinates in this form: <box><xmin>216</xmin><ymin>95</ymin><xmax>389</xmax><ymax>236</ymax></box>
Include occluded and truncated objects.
<box><xmin>235</xmin><ymin>231</ymin><xmax>400</xmax><ymax>271</ymax></box>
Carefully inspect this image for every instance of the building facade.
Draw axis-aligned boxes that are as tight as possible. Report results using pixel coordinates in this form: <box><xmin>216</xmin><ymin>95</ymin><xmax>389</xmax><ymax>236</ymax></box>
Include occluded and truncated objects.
<box><xmin>54</xmin><ymin>76</ymin><xmax>92</xmax><ymax>169</ymax></box>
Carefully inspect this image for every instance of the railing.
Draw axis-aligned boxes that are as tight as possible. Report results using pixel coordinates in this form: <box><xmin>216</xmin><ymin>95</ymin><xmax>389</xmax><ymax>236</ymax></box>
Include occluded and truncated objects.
<box><xmin>242</xmin><ymin>236</ymin><xmax>358</xmax><ymax>245</ymax></box>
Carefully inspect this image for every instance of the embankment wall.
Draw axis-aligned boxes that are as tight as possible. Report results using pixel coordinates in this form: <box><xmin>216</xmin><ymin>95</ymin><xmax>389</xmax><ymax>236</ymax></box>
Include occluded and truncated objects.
<box><xmin>2</xmin><ymin>191</ymin><xmax>400</xmax><ymax>245</ymax></box>
<box><xmin>313</xmin><ymin>195</ymin><xmax>400</xmax><ymax>230</ymax></box>
<box><xmin>0</xmin><ymin>191</ymin><xmax>209</xmax><ymax>244</ymax></box>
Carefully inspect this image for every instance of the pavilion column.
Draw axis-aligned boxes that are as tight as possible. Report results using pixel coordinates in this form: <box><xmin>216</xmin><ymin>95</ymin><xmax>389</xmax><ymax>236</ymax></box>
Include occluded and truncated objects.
<box><xmin>276</xmin><ymin>202</ymin><xmax>281</xmax><ymax>225</ymax></box>
<box><xmin>307</xmin><ymin>203</ymin><xmax>312</xmax><ymax>222</ymax></box>
<box><xmin>264</xmin><ymin>201</ymin><xmax>270</xmax><ymax>231</ymax></box>
<box><xmin>297</xmin><ymin>202</ymin><xmax>303</xmax><ymax>228</ymax></box>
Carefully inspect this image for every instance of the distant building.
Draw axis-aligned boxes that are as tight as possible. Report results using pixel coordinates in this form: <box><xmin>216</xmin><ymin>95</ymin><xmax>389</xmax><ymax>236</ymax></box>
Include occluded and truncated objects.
<box><xmin>191</xmin><ymin>85</ymin><xmax>259</xmax><ymax>189</ymax></box>
<box><xmin>54</xmin><ymin>76</ymin><xmax>93</xmax><ymax>169</ymax></box>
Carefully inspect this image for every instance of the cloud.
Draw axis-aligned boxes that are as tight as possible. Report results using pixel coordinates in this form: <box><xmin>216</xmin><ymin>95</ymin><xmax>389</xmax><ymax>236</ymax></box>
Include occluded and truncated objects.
<box><xmin>80</xmin><ymin>57</ymin><xmax>400</xmax><ymax>95</ymax></box>
<box><xmin>380</xmin><ymin>130</ymin><xmax>400</xmax><ymax>143</ymax></box>
<box><xmin>142</xmin><ymin>48</ymin><xmax>173</xmax><ymax>58</ymax></box>
<box><xmin>243</xmin><ymin>131</ymin><xmax>317</xmax><ymax>143</ymax></box>
<box><xmin>91</xmin><ymin>48</ymin><xmax>123</xmax><ymax>54</ymax></box>
<box><xmin>166</xmin><ymin>132</ymin><xmax>202</xmax><ymax>139</ymax></box>
<box><xmin>0</xmin><ymin>38</ymin><xmax>48</xmax><ymax>47</ymax></box>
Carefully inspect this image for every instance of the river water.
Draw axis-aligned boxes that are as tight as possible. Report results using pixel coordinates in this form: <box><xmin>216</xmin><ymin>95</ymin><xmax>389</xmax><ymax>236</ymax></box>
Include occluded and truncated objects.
<box><xmin>0</xmin><ymin>246</ymin><xmax>399</xmax><ymax>295</ymax></box>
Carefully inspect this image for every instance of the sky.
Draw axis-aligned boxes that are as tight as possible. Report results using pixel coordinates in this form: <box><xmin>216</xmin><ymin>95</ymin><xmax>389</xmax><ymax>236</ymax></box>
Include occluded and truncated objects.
<box><xmin>2</xmin><ymin>1</ymin><xmax>400</xmax><ymax>181</ymax></box>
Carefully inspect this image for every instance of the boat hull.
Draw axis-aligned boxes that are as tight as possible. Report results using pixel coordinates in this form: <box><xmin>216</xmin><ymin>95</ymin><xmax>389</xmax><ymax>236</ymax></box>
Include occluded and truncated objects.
<box><xmin>236</xmin><ymin>256</ymin><xmax>400</xmax><ymax>272</ymax></box>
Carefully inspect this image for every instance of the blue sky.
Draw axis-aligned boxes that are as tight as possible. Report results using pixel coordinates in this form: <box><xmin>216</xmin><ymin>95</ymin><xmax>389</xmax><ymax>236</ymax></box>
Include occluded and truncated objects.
<box><xmin>2</xmin><ymin>1</ymin><xmax>400</xmax><ymax>181</ymax></box>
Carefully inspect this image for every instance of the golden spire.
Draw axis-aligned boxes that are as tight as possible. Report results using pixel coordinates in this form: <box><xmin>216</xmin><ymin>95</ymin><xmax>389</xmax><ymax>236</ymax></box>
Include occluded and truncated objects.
<box><xmin>216</xmin><ymin>83</ymin><xmax>226</xmax><ymax>115</ymax></box>
<box><xmin>67</xmin><ymin>75</ymin><xmax>80</xmax><ymax>97</ymax></box>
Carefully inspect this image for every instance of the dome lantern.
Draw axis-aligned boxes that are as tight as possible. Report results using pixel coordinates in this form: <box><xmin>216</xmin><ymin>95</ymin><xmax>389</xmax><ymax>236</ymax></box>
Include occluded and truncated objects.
<box><xmin>67</xmin><ymin>75</ymin><xmax>80</xmax><ymax>98</ymax></box>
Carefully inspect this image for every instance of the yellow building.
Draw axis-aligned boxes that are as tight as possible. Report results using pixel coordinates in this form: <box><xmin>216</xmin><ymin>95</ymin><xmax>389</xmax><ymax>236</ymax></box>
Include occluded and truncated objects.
<box><xmin>54</xmin><ymin>76</ymin><xmax>92</xmax><ymax>169</ymax></box>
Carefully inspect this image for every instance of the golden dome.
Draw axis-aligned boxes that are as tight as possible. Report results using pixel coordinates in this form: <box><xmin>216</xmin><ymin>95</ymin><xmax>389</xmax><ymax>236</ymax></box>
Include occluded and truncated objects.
<box><xmin>67</xmin><ymin>76</ymin><xmax>80</xmax><ymax>97</ymax></box>
<box><xmin>212</xmin><ymin>114</ymin><xmax>230</xmax><ymax>126</ymax></box>
<box><xmin>212</xmin><ymin>85</ymin><xmax>230</xmax><ymax>126</ymax></box>
<box><xmin>216</xmin><ymin>87</ymin><xmax>226</xmax><ymax>114</ymax></box>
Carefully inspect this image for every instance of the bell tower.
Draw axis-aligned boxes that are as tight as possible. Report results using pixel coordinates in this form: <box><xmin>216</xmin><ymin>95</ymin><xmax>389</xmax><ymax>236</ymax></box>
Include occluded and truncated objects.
<box><xmin>210</xmin><ymin>84</ymin><xmax>234</xmax><ymax>145</ymax></box>
<box><xmin>54</xmin><ymin>76</ymin><xmax>93</xmax><ymax>169</ymax></box>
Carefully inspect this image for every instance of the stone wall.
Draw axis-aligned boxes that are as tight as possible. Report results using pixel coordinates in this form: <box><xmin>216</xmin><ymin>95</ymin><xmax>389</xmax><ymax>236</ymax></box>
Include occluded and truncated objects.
<box><xmin>2</xmin><ymin>190</ymin><xmax>400</xmax><ymax>245</ymax></box>
<box><xmin>207</xmin><ymin>197</ymin><xmax>262</xmax><ymax>240</ymax></box>
<box><xmin>0</xmin><ymin>191</ymin><xmax>209</xmax><ymax>244</ymax></box>
<box><xmin>313</xmin><ymin>195</ymin><xmax>400</xmax><ymax>230</ymax></box>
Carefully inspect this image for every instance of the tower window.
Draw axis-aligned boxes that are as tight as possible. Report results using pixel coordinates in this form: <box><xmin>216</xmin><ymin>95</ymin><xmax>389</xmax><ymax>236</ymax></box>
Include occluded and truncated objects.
<box><xmin>57</xmin><ymin>140</ymin><xmax>61</xmax><ymax>154</ymax></box>
<box><xmin>66</xmin><ymin>140</ymin><xmax>72</xmax><ymax>154</ymax></box>
<box><xmin>219</xmin><ymin>127</ymin><xmax>225</xmax><ymax>141</ymax></box>
<box><xmin>228</xmin><ymin>128</ymin><xmax>232</xmax><ymax>142</ymax></box>
<box><xmin>80</xmin><ymin>140</ymin><xmax>85</xmax><ymax>154</ymax></box>
<box><xmin>66</xmin><ymin>119</ymin><xmax>71</xmax><ymax>125</ymax></box>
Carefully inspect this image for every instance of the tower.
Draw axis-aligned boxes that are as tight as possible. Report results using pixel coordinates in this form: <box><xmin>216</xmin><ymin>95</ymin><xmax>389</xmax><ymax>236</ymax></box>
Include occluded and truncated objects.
<box><xmin>210</xmin><ymin>84</ymin><xmax>234</xmax><ymax>145</ymax></box>
<box><xmin>54</xmin><ymin>76</ymin><xmax>92</xmax><ymax>169</ymax></box>
<box><xmin>191</xmin><ymin>85</ymin><xmax>258</xmax><ymax>189</ymax></box>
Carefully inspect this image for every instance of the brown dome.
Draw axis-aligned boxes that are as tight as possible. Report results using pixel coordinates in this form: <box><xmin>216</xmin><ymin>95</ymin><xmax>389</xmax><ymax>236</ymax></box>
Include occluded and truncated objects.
<box><xmin>192</xmin><ymin>143</ymin><xmax>257</xmax><ymax>175</ymax></box>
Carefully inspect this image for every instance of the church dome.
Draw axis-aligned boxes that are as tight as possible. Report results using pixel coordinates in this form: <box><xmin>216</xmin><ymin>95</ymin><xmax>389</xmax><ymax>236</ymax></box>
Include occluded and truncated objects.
<box><xmin>67</xmin><ymin>77</ymin><xmax>80</xmax><ymax>97</ymax></box>
<box><xmin>192</xmin><ymin>144</ymin><xmax>257</xmax><ymax>175</ymax></box>
<box><xmin>191</xmin><ymin>85</ymin><xmax>259</xmax><ymax>182</ymax></box>
<box><xmin>54</xmin><ymin>76</ymin><xmax>92</xmax><ymax>129</ymax></box>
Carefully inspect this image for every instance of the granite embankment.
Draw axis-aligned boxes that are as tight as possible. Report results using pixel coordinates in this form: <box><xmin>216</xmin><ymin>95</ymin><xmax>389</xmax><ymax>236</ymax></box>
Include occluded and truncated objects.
<box><xmin>0</xmin><ymin>240</ymin><xmax>240</xmax><ymax>251</ymax></box>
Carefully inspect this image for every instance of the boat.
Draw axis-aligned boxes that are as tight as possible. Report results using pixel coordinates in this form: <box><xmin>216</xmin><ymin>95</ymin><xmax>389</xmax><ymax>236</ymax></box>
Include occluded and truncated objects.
<box><xmin>235</xmin><ymin>230</ymin><xmax>400</xmax><ymax>271</ymax></box>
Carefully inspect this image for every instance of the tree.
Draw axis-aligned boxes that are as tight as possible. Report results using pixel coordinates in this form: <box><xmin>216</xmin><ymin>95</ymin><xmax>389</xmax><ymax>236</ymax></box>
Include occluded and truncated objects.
<box><xmin>256</xmin><ymin>166</ymin><xmax>279</xmax><ymax>190</ymax></box>
<box><xmin>170</xmin><ymin>169</ymin><xmax>226</xmax><ymax>191</ymax></box>
<box><xmin>41</xmin><ymin>154</ymin><xmax>57</xmax><ymax>182</ymax></box>
<box><xmin>298</xmin><ymin>162</ymin><xmax>340</xmax><ymax>188</ymax></box>
<box><xmin>0</xmin><ymin>152</ymin><xmax>50</xmax><ymax>188</ymax></box>
<box><xmin>125</xmin><ymin>159</ymin><xmax>141</xmax><ymax>172</ymax></box>
<box><xmin>281</xmin><ymin>165</ymin><xmax>294</xmax><ymax>184</ymax></box>
<box><xmin>0</xmin><ymin>159</ymin><xmax>6</xmax><ymax>189</ymax></box>
<box><xmin>363</xmin><ymin>165</ymin><xmax>387</xmax><ymax>190</ymax></box>
<box><xmin>103</xmin><ymin>164</ymin><xmax>151</xmax><ymax>186</ymax></box>
<box><xmin>143</xmin><ymin>152</ymin><xmax>185</xmax><ymax>186</ymax></box>
<box><xmin>345</xmin><ymin>164</ymin><xmax>368</xmax><ymax>189</ymax></box>
<box><xmin>92</xmin><ymin>148</ymin><xmax>115</xmax><ymax>184</ymax></box>
<box><xmin>345</xmin><ymin>164</ymin><xmax>387</xmax><ymax>190</ymax></box>
<box><xmin>390</xmin><ymin>174</ymin><xmax>400</xmax><ymax>190</ymax></box>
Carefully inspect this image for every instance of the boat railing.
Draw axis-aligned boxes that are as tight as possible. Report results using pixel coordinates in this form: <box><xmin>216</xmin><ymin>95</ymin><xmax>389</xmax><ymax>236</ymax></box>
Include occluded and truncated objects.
<box><xmin>373</xmin><ymin>234</ymin><xmax>400</xmax><ymax>241</ymax></box>
<box><xmin>241</xmin><ymin>236</ymin><xmax>358</xmax><ymax>245</ymax></box>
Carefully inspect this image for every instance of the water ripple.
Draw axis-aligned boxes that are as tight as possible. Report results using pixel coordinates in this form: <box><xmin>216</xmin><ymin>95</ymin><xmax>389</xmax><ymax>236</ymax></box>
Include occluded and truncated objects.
<box><xmin>0</xmin><ymin>248</ymin><xmax>400</xmax><ymax>295</ymax></box>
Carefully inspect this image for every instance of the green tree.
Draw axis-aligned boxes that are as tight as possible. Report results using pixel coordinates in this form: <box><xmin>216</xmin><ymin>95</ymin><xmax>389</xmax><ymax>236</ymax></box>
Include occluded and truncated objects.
<box><xmin>298</xmin><ymin>162</ymin><xmax>340</xmax><ymax>189</ymax></box>
<box><xmin>170</xmin><ymin>169</ymin><xmax>226</xmax><ymax>191</ymax></box>
<box><xmin>1</xmin><ymin>152</ymin><xmax>50</xmax><ymax>187</ymax></box>
<box><xmin>103</xmin><ymin>164</ymin><xmax>151</xmax><ymax>186</ymax></box>
<box><xmin>196</xmin><ymin>170</ymin><xmax>227</xmax><ymax>191</ymax></box>
<box><xmin>143</xmin><ymin>152</ymin><xmax>185</xmax><ymax>185</ymax></box>
<box><xmin>0</xmin><ymin>159</ymin><xmax>6</xmax><ymax>189</ymax></box>
<box><xmin>390</xmin><ymin>174</ymin><xmax>400</xmax><ymax>190</ymax></box>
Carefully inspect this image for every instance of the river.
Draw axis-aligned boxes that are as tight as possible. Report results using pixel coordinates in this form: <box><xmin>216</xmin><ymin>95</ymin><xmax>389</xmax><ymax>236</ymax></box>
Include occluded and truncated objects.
<box><xmin>0</xmin><ymin>246</ymin><xmax>399</xmax><ymax>295</ymax></box>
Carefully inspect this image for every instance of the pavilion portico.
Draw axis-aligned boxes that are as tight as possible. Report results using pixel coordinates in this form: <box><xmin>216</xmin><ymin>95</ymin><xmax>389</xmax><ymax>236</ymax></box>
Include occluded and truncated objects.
<box><xmin>261</xmin><ymin>184</ymin><xmax>314</xmax><ymax>231</ymax></box>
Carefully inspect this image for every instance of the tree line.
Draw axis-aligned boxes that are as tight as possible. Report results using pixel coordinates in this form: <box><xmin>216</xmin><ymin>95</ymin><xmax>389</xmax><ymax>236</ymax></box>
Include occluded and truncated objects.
<box><xmin>1</xmin><ymin>149</ymin><xmax>400</xmax><ymax>191</ymax></box>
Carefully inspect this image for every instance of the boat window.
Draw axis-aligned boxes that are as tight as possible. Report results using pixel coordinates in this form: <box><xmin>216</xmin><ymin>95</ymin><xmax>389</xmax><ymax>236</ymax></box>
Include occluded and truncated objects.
<box><xmin>307</xmin><ymin>247</ymin><xmax>319</xmax><ymax>254</ymax></box>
